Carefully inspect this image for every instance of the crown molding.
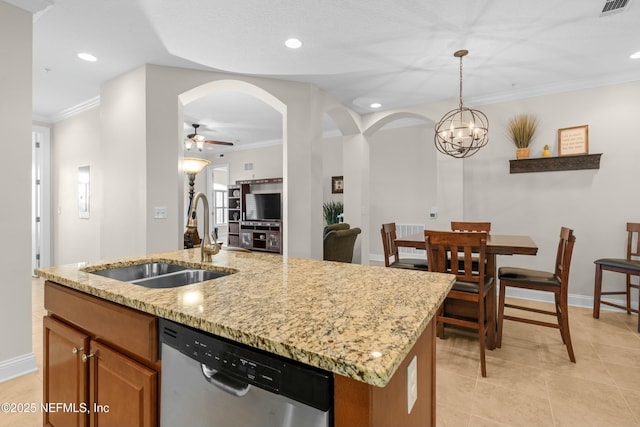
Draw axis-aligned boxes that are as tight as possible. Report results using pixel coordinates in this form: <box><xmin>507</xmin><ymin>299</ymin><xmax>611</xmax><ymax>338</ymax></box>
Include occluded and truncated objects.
<box><xmin>42</xmin><ymin>96</ymin><xmax>100</xmax><ymax>123</ymax></box>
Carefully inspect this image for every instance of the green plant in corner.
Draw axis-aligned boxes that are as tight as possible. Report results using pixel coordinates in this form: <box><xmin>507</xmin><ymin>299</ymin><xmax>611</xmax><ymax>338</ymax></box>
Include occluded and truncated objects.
<box><xmin>507</xmin><ymin>114</ymin><xmax>538</xmax><ymax>148</ymax></box>
<box><xmin>323</xmin><ymin>201</ymin><xmax>344</xmax><ymax>225</ymax></box>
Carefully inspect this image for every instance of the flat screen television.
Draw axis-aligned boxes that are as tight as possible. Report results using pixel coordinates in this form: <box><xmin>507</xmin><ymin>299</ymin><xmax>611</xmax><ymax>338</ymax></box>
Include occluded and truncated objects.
<box><xmin>245</xmin><ymin>193</ymin><xmax>281</xmax><ymax>221</ymax></box>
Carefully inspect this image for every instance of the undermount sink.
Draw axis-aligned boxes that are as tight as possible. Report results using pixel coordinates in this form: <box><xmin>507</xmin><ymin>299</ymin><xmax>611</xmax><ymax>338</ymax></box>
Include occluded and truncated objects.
<box><xmin>88</xmin><ymin>262</ymin><xmax>230</xmax><ymax>288</ymax></box>
<box><xmin>90</xmin><ymin>262</ymin><xmax>188</xmax><ymax>282</ymax></box>
<box><xmin>130</xmin><ymin>269</ymin><xmax>229</xmax><ymax>288</ymax></box>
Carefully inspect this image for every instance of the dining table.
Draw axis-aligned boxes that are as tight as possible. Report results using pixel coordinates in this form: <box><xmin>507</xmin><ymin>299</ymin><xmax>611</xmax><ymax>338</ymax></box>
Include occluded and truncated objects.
<box><xmin>395</xmin><ymin>232</ymin><xmax>538</xmax><ymax>349</ymax></box>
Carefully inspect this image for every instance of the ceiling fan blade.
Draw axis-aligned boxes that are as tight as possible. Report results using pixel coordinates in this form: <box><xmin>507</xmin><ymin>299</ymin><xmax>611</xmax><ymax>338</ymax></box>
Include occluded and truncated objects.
<box><xmin>205</xmin><ymin>140</ymin><xmax>234</xmax><ymax>146</ymax></box>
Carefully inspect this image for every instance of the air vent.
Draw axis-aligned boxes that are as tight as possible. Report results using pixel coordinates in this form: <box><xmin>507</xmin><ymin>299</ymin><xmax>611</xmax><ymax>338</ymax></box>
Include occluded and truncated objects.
<box><xmin>162</xmin><ymin>326</ymin><xmax>178</xmax><ymax>339</ymax></box>
<box><xmin>601</xmin><ymin>0</ymin><xmax>631</xmax><ymax>16</ymax></box>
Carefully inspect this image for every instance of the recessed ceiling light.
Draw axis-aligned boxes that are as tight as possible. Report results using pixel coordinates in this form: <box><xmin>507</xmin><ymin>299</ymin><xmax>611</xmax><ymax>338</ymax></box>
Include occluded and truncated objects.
<box><xmin>630</xmin><ymin>51</ymin><xmax>640</xmax><ymax>59</ymax></box>
<box><xmin>77</xmin><ymin>52</ymin><xmax>97</xmax><ymax>62</ymax></box>
<box><xmin>285</xmin><ymin>38</ymin><xmax>302</xmax><ymax>49</ymax></box>
<box><xmin>370</xmin><ymin>102</ymin><xmax>382</xmax><ymax>109</ymax></box>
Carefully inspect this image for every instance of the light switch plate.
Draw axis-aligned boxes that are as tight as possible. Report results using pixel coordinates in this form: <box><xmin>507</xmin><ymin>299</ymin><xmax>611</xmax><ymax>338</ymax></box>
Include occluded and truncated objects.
<box><xmin>154</xmin><ymin>207</ymin><xmax>168</xmax><ymax>219</ymax></box>
<box><xmin>407</xmin><ymin>356</ymin><xmax>417</xmax><ymax>414</ymax></box>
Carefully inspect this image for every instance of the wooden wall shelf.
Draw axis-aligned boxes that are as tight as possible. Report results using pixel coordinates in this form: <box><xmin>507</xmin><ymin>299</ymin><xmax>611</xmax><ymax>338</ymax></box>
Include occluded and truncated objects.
<box><xmin>509</xmin><ymin>153</ymin><xmax>602</xmax><ymax>174</ymax></box>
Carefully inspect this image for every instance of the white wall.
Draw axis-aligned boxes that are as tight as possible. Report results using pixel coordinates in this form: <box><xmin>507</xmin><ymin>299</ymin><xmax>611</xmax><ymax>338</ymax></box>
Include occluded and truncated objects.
<box><xmin>368</xmin><ymin>124</ymin><xmax>437</xmax><ymax>257</ymax></box>
<box><xmin>321</xmin><ymin>135</ymin><xmax>344</xmax><ymax>204</ymax></box>
<box><xmin>0</xmin><ymin>1</ymin><xmax>36</xmax><ymax>380</ymax></box>
<box><xmin>52</xmin><ymin>107</ymin><xmax>102</xmax><ymax>264</ymax></box>
<box><xmin>100</xmin><ymin>66</ymin><xmax>149</xmax><ymax>259</ymax></box>
<box><xmin>463</xmin><ymin>81</ymin><xmax>640</xmax><ymax>304</ymax></box>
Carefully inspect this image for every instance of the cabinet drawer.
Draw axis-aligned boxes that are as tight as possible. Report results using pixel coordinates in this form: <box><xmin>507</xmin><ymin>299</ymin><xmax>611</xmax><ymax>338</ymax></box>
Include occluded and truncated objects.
<box><xmin>45</xmin><ymin>281</ymin><xmax>157</xmax><ymax>364</ymax></box>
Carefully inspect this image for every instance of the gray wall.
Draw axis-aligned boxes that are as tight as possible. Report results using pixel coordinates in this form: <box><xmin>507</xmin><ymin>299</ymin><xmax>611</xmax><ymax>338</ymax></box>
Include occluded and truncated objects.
<box><xmin>0</xmin><ymin>1</ymin><xmax>36</xmax><ymax>380</ymax></box>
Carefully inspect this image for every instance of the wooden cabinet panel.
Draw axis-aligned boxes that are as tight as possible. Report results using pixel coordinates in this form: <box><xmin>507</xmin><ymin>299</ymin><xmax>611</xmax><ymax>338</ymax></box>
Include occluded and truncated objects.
<box><xmin>45</xmin><ymin>281</ymin><xmax>157</xmax><ymax>364</ymax></box>
<box><xmin>88</xmin><ymin>341</ymin><xmax>157</xmax><ymax>427</ymax></box>
<box><xmin>43</xmin><ymin>316</ymin><xmax>90</xmax><ymax>427</ymax></box>
<box><xmin>334</xmin><ymin>319</ymin><xmax>435</xmax><ymax>427</ymax></box>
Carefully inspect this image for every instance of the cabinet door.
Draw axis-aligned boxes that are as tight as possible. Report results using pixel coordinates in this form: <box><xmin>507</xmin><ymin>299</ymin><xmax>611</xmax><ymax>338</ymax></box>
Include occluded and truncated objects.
<box><xmin>43</xmin><ymin>316</ymin><xmax>90</xmax><ymax>427</ymax></box>
<box><xmin>88</xmin><ymin>341</ymin><xmax>157</xmax><ymax>427</ymax></box>
<box><xmin>241</xmin><ymin>231</ymin><xmax>253</xmax><ymax>248</ymax></box>
<box><xmin>267</xmin><ymin>231</ymin><xmax>281</xmax><ymax>252</ymax></box>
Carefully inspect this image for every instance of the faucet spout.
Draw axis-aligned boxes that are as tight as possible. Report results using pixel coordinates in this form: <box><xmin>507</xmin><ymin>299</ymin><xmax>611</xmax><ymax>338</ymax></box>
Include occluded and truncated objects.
<box><xmin>188</xmin><ymin>192</ymin><xmax>221</xmax><ymax>262</ymax></box>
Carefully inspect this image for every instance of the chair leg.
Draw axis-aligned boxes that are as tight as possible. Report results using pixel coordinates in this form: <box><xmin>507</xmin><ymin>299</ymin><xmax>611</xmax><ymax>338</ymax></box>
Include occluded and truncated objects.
<box><xmin>479</xmin><ymin>313</ymin><xmax>487</xmax><ymax>377</ymax></box>
<box><xmin>559</xmin><ymin>298</ymin><xmax>576</xmax><ymax>363</ymax></box>
<box><xmin>554</xmin><ymin>293</ymin><xmax>566</xmax><ymax>344</ymax></box>
<box><xmin>486</xmin><ymin>289</ymin><xmax>497</xmax><ymax>350</ymax></box>
<box><xmin>593</xmin><ymin>265</ymin><xmax>602</xmax><ymax>319</ymax></box>
<box><xmin>626</xmin><ymin>273</ymin><xmax>632</xmax><ymax>314</ymax></box>
<box><xmin>497</xmin><ymin>281</ymin><xmax>506</xmax><ymax>348</ymax></box>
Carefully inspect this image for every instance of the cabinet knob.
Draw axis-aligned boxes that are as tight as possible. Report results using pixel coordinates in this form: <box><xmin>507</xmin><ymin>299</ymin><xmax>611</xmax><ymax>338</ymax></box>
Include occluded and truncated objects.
<box><xmin>82</xmin><ymin>353</ymin><xmax>95</xmax><ymax>363</ymax></box>
<box><xmin>72</xmin><ymin>346</ymin><xmax>84</xmax><ymax>354</ymax></box>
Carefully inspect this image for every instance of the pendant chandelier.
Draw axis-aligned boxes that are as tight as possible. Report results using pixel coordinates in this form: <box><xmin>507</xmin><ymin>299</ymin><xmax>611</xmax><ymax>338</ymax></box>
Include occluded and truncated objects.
<box><xmin>434</xmin><ymin>50</ymin><xmax>489</xmax><ymax>158</ymax></box>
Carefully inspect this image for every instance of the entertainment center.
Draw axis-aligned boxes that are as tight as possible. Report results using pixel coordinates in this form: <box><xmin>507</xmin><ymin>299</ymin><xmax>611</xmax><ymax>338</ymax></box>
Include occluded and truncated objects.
<box><xmin>227</xmin><ymin>177</ymin><xmax>282</xmax><ymax>254</ymax></box>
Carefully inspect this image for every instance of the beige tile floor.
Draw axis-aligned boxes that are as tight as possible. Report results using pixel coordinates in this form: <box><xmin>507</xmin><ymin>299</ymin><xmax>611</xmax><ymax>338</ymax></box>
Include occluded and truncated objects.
<box><xmin>1</xmin><ymin>278</ymin><xmax>639</xmax><ymax>427</ymax></box>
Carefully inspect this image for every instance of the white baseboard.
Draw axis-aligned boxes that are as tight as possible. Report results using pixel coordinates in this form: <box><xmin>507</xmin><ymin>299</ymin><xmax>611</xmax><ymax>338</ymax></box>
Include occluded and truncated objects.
<box><xmin>0</xmin><ymin>353</ymin><xmax>38</xmax><ymax>383</ymax></box>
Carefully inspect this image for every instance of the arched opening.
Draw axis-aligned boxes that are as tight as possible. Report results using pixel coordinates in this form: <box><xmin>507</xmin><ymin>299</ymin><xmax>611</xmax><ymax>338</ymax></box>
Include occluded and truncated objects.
<box><xmin>178</xmin><ymin>80</ymin><xmax>287</xmax><ymax>254</ymax></box>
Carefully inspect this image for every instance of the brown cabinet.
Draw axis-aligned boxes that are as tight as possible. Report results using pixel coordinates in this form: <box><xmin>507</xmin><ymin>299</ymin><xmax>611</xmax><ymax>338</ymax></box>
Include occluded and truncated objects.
<box><xmin>229</xmin><ymin>178</ymin><xmax>282</xmax><ymax>253</ymax></box>
<box><xmin>43</xmin><ymin>316</ymin><xmax>89</xmax><ymax>427</ymax></box>
<box><xmin>239</xmin><ymin>221</ymin><xmax>282</xmax><ymax>253</ymax></box>
<box><xmin>227</xmin><ymin>184</ymin><xmax>243</xmax><ymax>247</ymax></box>
<box><xmin>43</xmin><ymin>281</ymin><xmax>158</xmax><ymax>427</ymax></box>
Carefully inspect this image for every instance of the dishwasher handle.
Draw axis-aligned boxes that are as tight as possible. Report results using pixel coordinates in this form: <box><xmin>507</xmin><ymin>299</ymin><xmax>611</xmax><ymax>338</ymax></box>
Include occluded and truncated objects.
<box><xmin>201</xmin><ymin>364</ymin><xmax>251</xmax><ymax>397</ymax></box>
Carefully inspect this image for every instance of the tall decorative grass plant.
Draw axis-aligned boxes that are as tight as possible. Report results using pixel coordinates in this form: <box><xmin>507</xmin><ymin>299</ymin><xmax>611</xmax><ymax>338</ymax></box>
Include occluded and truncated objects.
<box><xmin>507</xmin><ymin>114</ymin><xmax>538</xmax><ymax>148</ymax></box>
<box><xmin>323</xmin><ymin>201</ymin><xmax>343</xmax><ymax>225</ymax></box>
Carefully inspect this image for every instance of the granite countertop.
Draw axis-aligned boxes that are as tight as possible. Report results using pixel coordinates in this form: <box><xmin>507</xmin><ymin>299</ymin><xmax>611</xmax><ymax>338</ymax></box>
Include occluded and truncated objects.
<box><xmin>35</xmin><ymin>248</ymin><xmax>453</xmax><ymax>387</ymax></box>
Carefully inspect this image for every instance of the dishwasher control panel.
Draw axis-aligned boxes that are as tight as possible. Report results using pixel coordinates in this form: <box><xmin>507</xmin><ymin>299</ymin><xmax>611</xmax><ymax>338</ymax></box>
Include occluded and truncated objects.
<box><xmin>159</xmin><ymin>318</ymin><xmax>333</xmax><ymax>411</ymax></box>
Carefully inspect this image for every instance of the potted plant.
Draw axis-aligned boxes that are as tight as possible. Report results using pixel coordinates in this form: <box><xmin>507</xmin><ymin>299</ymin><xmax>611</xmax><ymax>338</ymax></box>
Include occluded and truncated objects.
<box><xmin>323</xmin><ymin>201</ymin><xmax>343</xmax><ymax>225</ymax></box>
<box><xmin>507</xmin><ymin>114</ymin><xmax>538</xmax><ymax>159</ymax></box>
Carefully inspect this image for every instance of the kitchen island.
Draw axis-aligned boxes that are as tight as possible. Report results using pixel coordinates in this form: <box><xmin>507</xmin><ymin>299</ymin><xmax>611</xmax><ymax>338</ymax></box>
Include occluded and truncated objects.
<box><xmin>36</xmin><ymin>248</ymin><xmax>453</xmax><ymax>426</ymax></box>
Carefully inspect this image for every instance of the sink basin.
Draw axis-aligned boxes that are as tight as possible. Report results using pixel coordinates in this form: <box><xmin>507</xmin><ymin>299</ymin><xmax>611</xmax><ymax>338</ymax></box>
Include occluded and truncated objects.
<box><xmin>90</xmin><ymin>262</ymin><xmax>188</xmax><ymax>282</ymax></box>
<box><xmin>131</xmin><ymin>269</ymin><xmax>229</xmax><ymax>288</ymax></box>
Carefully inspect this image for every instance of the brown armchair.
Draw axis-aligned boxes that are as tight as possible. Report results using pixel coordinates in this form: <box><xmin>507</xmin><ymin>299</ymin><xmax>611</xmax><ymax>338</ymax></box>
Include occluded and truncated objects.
<box><xmin>323</xmin><ymin>223</ymin><xmax>361</xmax><ymax>263</ymax></box>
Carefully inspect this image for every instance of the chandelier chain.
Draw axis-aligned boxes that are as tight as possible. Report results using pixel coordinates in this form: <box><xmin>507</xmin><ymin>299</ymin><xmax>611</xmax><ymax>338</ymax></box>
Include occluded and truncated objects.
<box><xmin>459</xmin><ymin>54</ymin><xmax>463</xmax><ymax>110</ymax></box>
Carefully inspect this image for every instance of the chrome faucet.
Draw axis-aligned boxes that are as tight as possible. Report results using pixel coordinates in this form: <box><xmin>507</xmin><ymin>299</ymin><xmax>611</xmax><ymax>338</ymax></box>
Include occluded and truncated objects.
<box><xmin>188</xmin><ymin>192</ymin><xmax>221</xmax><ymax>262</ymax></box>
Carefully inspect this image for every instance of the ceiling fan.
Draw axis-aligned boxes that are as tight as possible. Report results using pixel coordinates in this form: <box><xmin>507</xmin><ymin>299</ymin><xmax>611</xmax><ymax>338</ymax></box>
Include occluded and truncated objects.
<box><xmin>185</xmin><ymin>124</ymin><xmax>234</xmax><ymax>151</ymax></box>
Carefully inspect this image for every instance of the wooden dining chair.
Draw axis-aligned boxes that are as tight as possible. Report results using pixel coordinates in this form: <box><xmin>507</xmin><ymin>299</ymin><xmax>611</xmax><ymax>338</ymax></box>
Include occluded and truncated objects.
<box><xmin>497</xmin><ymin>227</ymin><xmax>576</xmax><ymax>362</ymax></box>
<box><xmin>424</xmin><ymin>230</ymin><xmax>493</xmax><ymax>377</ymax></box>
<box><xmin>381</xmin><ymin>223</ymin><xmax>428</xmax><ymax>270</ymax></box>
<box><xmin>451</xmin><ymin>221</ymin><xmax>492</xmax><ymax>233</ymax></box>
<box><xmin>451</xmin><ymin>222</ymin><xmax>492</xmax><ymax>271</ymax></box>
<box><xmin>593</xmin><ymin>222</ymin><xmax>640</xmax><ymax>333</ymax></box>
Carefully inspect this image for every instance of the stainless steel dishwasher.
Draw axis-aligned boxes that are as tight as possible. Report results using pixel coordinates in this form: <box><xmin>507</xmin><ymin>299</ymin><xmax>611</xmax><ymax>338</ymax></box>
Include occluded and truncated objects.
<box><xmin>159</xmin><ymin>319</ymin><xmax>333</xmax><ymax>427</ymax></box>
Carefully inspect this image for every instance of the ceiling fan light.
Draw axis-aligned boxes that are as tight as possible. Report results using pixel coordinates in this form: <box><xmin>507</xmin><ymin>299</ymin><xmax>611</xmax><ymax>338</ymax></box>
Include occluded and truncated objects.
<box><xmin>196</xmin><ymin>140</ymin><xmax>205</xmax><ymax>152</ymax></box>
<box><xmin>184</xmin><ymin>138</ymin><xmax>193</xmax><ymax>150</ymax></box>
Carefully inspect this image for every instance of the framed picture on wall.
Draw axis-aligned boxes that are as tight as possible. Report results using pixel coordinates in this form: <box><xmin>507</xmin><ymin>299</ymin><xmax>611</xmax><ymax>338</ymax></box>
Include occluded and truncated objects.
<box><xmin>331</xmin><ymin>176</ymin><xmax>344</xmax><ymax>194</ymax></box>
<box><xmin>558</xmin><ymin>125</ymin><xmax>589</xmax><ymax>156</ymax></box>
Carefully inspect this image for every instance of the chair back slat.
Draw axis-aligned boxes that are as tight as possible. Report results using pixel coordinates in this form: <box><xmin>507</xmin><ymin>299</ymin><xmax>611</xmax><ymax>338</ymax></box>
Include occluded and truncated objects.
<box><xmin>627</xmin><ymin>222</ymin><xmax>640</xmax><ymax>259</ymax></box>
<box><xmin>555</xmin><ymin>227</ymin><xmax>576</xmax><ymax>297</ymax></box>
<box><xmin>424</xmin><ymin>230</ymin><xmax>487</xmax><ymax>285</ymax></box>
<box><xmin>451</xmin><ymin>221</ymin><xmax>491</xmax><ymax>233</ymax></box>
<box><xmin>381</xmin><ymin>223</ymin><xmax>400</xmax><ymax>267</ymax></box>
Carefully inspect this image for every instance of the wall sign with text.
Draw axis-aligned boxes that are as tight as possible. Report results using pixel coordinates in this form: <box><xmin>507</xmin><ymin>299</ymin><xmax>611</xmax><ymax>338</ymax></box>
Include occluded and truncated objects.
<box><xmin>558</xmin><ymin>125</ymin><xmax>589</xmax><ymax>156</ymax></box>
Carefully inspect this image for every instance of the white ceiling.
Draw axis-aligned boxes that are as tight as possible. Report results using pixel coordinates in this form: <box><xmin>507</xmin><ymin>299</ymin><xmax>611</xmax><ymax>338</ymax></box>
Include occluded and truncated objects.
<box><xmin>10</xmin><ymin>0</ymin><xmax>640</xmax><ymax>150</ymax></box>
